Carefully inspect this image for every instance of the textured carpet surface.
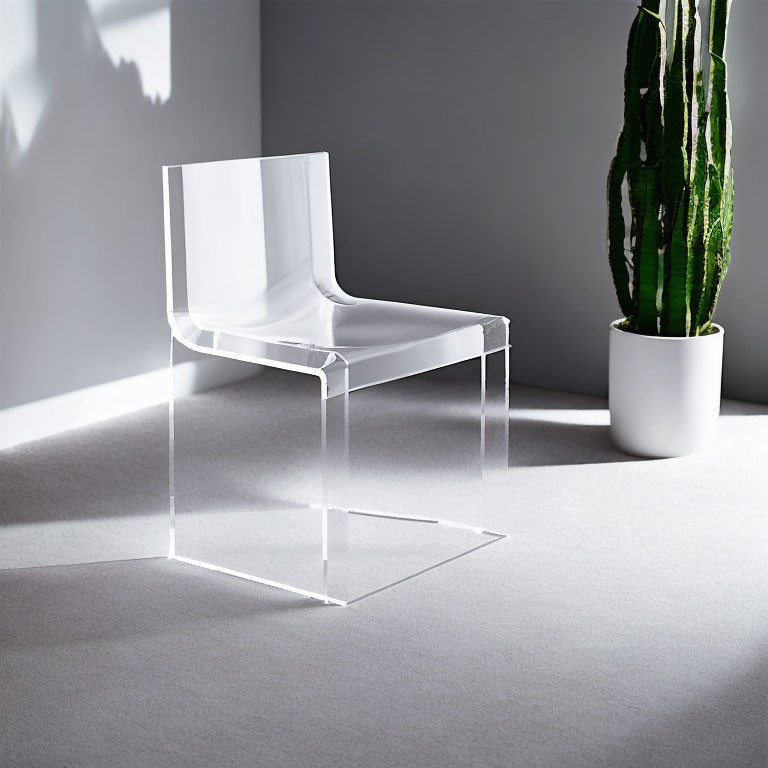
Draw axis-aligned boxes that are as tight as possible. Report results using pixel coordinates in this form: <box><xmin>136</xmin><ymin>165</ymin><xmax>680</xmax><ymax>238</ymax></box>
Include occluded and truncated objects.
<box><xmin>1</xmin><ymin>370</ymin><xmax>767</xmax><ymax>767</ymax></box>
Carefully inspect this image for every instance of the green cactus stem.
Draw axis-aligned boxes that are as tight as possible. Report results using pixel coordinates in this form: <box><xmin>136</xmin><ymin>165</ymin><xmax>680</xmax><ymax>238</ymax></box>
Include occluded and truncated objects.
<box><xmin>608</xmin><ymin>0</ymin><xmax>733</xmax><ymax>337</ymax></box>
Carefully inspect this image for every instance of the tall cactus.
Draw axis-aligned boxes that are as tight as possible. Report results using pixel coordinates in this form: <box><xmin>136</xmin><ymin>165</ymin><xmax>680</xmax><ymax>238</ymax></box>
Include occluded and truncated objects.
<box><xmin>607</xmin><ymin>0</ymin><xmax>733</xmax><ymax>336</ymax></box>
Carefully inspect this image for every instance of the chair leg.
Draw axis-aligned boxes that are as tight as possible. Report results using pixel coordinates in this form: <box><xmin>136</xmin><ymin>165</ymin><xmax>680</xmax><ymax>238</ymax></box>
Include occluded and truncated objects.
<box><xmin>168</xmin><ymin>331</ymin><xmax>176</xmax><ymax>559</ymax></box>
<box><xmin>321</xmin><ymin>387</ymin><xmax>349</xmax><ymax>562</ymax></box>
<box><xmin>481</xmin><ymin>346</ymin><xmax>510</xmax><ymax>475</ymax></box>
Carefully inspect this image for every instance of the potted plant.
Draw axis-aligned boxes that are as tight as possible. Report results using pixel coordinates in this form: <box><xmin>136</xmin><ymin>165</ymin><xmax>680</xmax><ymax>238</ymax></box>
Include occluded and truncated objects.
<box><xmin>607</xmin><ymin>0</ymin><xmax>734</xmax><ymax>457</ymax></box>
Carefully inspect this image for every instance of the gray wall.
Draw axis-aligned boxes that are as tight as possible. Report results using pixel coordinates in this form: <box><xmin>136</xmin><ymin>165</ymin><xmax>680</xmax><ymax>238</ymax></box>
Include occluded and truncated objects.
<box><xmin>0</xmin><ymin>0</ymin><xmax>261</xmax><ymax>409</ymax></box>
<box><xmin>261</xmin><ymin>0</ymin><xmax>768</xmax><ymax>402</ymax></box>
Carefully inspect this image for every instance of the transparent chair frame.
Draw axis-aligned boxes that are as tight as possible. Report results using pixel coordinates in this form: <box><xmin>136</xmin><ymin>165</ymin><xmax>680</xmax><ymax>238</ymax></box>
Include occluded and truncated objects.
<box><xmin>163</xmin><ymin>153</ymin><xmax>509</xmax><ymax>604</ymax></box>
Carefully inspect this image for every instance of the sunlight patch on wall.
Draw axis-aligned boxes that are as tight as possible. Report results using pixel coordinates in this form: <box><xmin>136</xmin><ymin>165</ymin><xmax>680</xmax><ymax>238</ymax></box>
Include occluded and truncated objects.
<box><xmin>88</xmin><ymin>0</ymin><xmax>171</xmax><ymax>103</ymax></box>
<box><xmin>0</xmin><ymin>0</ymin><xmax>48</xmax><ymax>155</ymax></box>
<box><xmin>0</xmin><ymin>0</ymin><xmax>171</xmax><ymax>160</ymax></box>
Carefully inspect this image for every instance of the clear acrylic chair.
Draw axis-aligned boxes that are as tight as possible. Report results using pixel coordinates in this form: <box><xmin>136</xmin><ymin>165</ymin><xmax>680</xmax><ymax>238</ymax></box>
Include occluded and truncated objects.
<box><xmin>162</xmin><ymin>152</ymin><xmax>509</xmax><ymax>604</ymax></box>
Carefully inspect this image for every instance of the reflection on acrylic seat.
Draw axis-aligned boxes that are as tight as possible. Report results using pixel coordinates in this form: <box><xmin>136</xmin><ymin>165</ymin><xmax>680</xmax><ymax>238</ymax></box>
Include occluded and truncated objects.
<box><xmin>162</xmin><ymin>152</ymin><xmax>509</xmax><ymax>604</ymax></box>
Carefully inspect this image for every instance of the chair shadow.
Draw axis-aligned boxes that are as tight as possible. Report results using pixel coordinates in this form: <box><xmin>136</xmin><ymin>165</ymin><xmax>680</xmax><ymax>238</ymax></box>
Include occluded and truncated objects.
<box><xmin>0</xmin><ymin>557</ymin><xmax>324</xmax><ymax>653</ymax></box>
<box><xmin>0</xmin><ymin>394</ymin><xmax>299</xmax><ymax>527</ymax></box>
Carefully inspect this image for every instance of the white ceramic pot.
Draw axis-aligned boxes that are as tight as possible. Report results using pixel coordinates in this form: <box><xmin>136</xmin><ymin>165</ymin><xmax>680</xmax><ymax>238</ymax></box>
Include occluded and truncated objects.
<box><xmin>608</xmin><ymin>320</ymin><xmax>724</xmax><ymax>458</ymax></box>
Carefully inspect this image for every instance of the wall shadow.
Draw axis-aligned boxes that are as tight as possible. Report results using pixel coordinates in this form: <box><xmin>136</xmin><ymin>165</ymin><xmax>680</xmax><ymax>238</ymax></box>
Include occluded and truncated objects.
<box><xmin>261</xmin><ymin>0</ymin><xmax>768</xmax><ymax>403</ymax></box>
<box><xmin>261</xmin><ymin>0</ymin><xmax>635</xmax><ymax>397</ymax></box>
<box><xmin>598</xmin><ymin>654</ymin><xmax>768</xmax><ymax>768</ymax></box>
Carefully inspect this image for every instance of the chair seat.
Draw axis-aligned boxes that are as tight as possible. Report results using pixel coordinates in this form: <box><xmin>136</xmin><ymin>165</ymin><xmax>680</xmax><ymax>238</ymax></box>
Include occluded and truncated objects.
<box><xmin>173</xmin><ymin>294</ymin><xmax>507</xmax><ymax>394</ymax></box>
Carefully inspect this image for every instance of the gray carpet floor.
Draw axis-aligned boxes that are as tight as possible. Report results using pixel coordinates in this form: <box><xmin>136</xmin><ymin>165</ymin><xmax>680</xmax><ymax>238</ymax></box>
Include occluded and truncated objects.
<box><xmin>1</xmin><ymin>370</ymin><xmax>767</xmax><ymax>767</ymax></box>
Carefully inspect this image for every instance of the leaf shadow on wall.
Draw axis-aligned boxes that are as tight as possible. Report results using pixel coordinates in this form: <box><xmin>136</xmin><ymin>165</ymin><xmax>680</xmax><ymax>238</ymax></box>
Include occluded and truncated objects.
<box><xmin>0</xmin><ymin>0</ymin><xmax>261</xmax><ymax>410</ymax></box>
<box><xmin>0</xmin><ymin>0</ymin><xmax>172</xmax><ymax>410</ymax></box>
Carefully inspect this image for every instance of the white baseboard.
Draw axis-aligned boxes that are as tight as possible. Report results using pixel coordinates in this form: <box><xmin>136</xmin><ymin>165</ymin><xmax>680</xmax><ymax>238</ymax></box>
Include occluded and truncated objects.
<box><xmin>0</xmin><ymin>358</ymin><xmax>259</xmax><ymax>450</ymax></box>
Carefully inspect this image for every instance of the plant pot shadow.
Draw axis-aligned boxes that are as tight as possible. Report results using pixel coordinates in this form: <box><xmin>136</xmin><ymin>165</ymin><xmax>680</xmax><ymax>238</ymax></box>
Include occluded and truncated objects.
<box><xmin>509</xmin><ymin>416</ymin><xmax>646</xmax><ymax>467</ymax></box>
<box><xmin>720</xmin><ymin>400</ymin><xmax>768</xmax><ymax>416</ymax></box>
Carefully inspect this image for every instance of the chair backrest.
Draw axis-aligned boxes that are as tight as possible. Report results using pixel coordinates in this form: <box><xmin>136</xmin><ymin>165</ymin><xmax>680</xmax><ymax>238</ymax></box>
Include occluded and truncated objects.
<box><xmin>162</xmin><ymin>152</ymin><xmax>341</xmax><ymax>328</ymax></box>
